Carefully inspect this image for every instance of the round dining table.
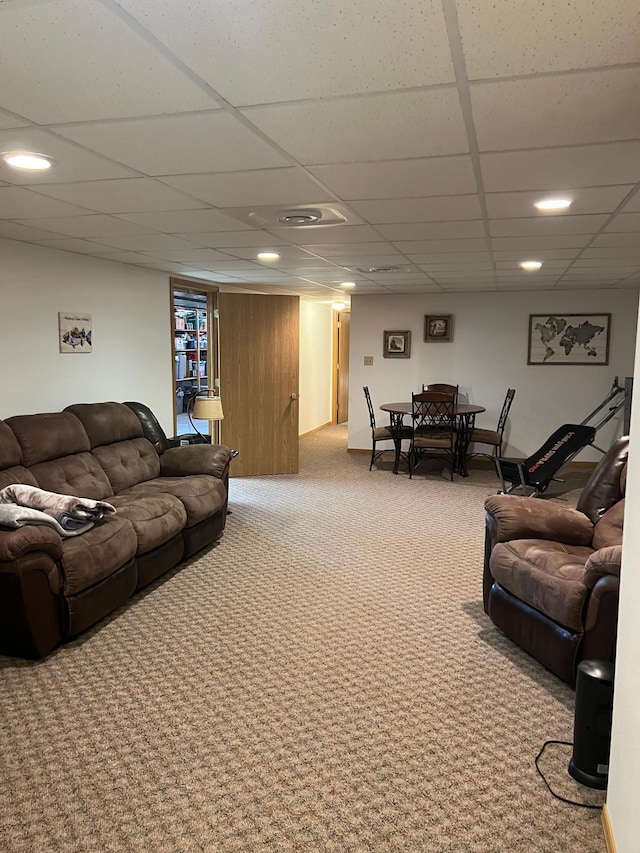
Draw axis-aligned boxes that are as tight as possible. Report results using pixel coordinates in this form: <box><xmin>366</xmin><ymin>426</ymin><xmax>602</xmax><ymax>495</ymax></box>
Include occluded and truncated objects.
<box><xmin>380</xmin><ymin>401</ymin><xmax>486</xmax><ymax>477</ymax></box>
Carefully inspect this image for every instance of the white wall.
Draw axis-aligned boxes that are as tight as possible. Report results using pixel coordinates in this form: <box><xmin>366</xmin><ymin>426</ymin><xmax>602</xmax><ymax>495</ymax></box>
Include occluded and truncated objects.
<box><xmin>299</xmin><ymin>300</ymin><xmax>333</xmax><ymax>435</ymax></box>
<box><xmin>606</xmin><ymin>292</ymin><xmax>640</xmax><ymax>851</ymax></box>
<box><xmin>349</xmin><ymin>290</ymin><xmax>637</xmax><ymax>461</ymax></box>
<box><xmin>0</xmin><ymin>238</ymin><xmax>334</xmax><ymax>439</ymax></box>
<box><xmin>0</xmin><ymin>238</ymin><xmax>174</xmax><ymax>429</ymax></box>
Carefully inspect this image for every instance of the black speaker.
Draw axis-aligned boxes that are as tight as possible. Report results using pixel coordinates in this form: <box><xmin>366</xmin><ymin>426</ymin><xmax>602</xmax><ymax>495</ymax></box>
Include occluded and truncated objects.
<box><xmin>568</xmin><ymin>660</ymin><xmax>614</xmax><ymax>790</ymax></box>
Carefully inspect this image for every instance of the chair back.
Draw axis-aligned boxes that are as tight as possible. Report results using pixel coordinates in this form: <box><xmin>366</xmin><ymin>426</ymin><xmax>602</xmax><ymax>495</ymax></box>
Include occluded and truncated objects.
<box><xmin>412</xmin><ymin>391</ymin><xmax>455</xmax><ymax>432</ymax></box>
<box><xmin>423</xmin><ymin>383</ymin><xmax>458</xmax><ymax>399</ymax></box>
<box><xmin>363</xmin><ymin>386</ymin><xmax>377</xmax><ymax>431</ymax></box>
<box><xmin>496</xmin><ymin>388</ymin><xmax>516</xmax><ymax>434</ymax></box>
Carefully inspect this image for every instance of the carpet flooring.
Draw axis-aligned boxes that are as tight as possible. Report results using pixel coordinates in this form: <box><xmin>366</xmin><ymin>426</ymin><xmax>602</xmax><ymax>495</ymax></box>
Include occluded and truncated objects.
<box><xmin>0</xmin><ymin>426</ymin><xmax>605</xmax><ymax>852</ymax></box>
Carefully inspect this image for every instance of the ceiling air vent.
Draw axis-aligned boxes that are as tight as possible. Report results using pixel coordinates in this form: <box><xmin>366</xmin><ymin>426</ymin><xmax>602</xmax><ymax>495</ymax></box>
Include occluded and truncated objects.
<box><xmin>220</xmin><ymin>202</ymin><xmax>360</xmax><ymax>229</ymax></box>
<box><xmin>357</xmin><ymin>265</ymin><xmax>400</xmax><ymax>274</ymax></box>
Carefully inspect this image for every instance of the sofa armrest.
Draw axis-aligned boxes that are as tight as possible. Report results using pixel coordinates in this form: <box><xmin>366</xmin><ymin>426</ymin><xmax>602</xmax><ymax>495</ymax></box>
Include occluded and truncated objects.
<box><xmin>0</xmin><ymin>525</ymin><xmax>63</xmax><ymax>562</ymax></box>
<box><xmin>583</xmin><ymin>545</ymin><xmax>622</xmax><ymax>588</ymax></box>
<box><xmin>484</xmin><ymin>494</ymin><xmax>594</xmax><ymax>545</ymax></box>
<box><xmin>159</xmin><ymin>444</ymin><xmax>235</xmax><ymax>479</ymax></box>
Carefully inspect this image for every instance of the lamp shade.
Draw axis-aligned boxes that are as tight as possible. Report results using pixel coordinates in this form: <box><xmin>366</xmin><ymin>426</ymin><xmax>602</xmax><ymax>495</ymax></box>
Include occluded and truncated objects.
<box><xmin>192</xmin><ymin>396</ymin><xmax>224</xmax><ymax>421</ymax></box>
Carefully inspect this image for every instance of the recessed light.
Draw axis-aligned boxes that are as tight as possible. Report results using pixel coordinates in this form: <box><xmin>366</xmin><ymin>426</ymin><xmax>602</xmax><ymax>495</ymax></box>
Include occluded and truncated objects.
<box><xmin>340</xmin><ymin>281</ymin><xmax>356</xmax><ymax>288</ymax></box>
<box><xmin>278</xmin><ymin>210</ymin><xmax>321</xmax><ymax>224</ymax></box>
<box><xmin>534</xmin><ymin>197</ymin><xmax>572</xmax><ymax>211</ymax></box>
<box><xmin>2</xmin><ymin>151</ymin><xmax>52</xmax><ymax>171</ymax></box>
<box><xmin>331</xmin><ymin>302</ymin><xmax>347</xmax><ymax>310</ymax></box>
<box><xmin>519</xmin><ymin>260</ymin><xmax>543</xmax><ymax>271</ymax></box>
<box><xmin>257</xmin><ymin>252</ymin><xmax>280</xmax><ymax>261</ymax></box>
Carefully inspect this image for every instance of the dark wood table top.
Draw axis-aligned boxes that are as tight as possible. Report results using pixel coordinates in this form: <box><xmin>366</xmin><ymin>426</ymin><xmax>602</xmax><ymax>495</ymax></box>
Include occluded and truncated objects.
<box><xmin>380</xmin><ymin>402</ymin><xmax>486</xmax><ymax>416</ymax></box>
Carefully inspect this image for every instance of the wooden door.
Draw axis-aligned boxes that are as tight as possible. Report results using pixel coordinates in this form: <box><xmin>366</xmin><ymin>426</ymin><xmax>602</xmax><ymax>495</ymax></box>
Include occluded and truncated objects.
<box><xmin>336</xmin><ymin>311</ymin><xmax>350</xmax><ymax>423</ymax></box>
<box><xmin>218</xmin><ymin>294</ymin><xmax>299</xmax><ymax>476</ymax></box>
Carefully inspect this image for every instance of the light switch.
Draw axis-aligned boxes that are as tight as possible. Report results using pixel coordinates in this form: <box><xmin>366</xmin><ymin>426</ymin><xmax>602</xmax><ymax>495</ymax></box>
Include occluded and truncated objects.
<box><xmin>364</xmin><ymin>356</ymin><xmax>373</xmax><ymax>366</ymax></box>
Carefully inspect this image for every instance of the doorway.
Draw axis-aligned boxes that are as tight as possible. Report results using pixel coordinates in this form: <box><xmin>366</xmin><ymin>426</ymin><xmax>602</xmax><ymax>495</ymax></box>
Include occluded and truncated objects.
<box><xmin>334</xmin><ymin>309</ymin><xmax>351</xmax><ymax>424</ymax></box>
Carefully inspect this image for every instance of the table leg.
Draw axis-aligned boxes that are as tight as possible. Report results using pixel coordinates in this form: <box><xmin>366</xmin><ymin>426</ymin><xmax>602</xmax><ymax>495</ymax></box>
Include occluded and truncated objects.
<box><xmin>456</xmin><ymin>413</ymin><xmax>476</xmax><ymax>477</ymax></box>
<box><xmin>389</xmin><ymin>411</ymin><xmax>405</xmax><ymax>475</ymax></box>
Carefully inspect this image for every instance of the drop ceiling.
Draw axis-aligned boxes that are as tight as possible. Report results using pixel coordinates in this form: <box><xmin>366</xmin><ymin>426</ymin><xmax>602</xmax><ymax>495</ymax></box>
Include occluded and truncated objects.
<box><xmin>0</xmin><ymin>0</ymin><xmax>639</xmax><ymax>299</ymax></box>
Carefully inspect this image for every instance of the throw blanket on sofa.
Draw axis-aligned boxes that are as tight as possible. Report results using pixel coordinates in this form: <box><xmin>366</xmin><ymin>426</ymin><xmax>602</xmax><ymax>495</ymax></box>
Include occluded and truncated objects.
<box><xmin>0</xmin><ymin>484</ymin><xmax>116</xmax><ymax>537</ymax></box>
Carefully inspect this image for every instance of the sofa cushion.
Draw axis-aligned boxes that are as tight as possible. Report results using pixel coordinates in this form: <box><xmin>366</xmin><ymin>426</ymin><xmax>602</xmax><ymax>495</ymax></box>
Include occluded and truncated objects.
<box><xmin>0</xmin><ymin>466</ymin><xmax>38</xmax><ymax>491</ymax></box>
<box><xmin>0</xmin><ymin>420</ymin><xmax>23</xmax><ymax>469</ymax></box>
<box><xmin>6</xmin><ymin>412</ymin><xmax>89</xmax><ymax>466</ymax></box>
<box><xmin>30</xmin><ymin>452</ymin><xmax>114</xmax><ymax>500</ymax></box>
<box><xmin>59</xmin><ymin>516</ymin><xmax>137</xmax><ymax>596</ymax></box>
<box><xmin>591</xmin><ymin>499</ymin><xmax>625</xmax><ymax>550</ymax></box>
<box><xmin>92</xmin><ymin>439</ymin><xmax>161</xmax><ymax>494</ymax></box>
<box><xmin>490</xmin><ymin>539</ymin><xmax>595</xmax><ymax>632</ymax></box>
<box><xmin>65</xmin><ymin>402</ymin><xmax>144</xmax><ymax>448</ymax></box>
<box><xmin>109</xmin><ymin>493</ymin><xmax>186</xmax><ymax>555</ymax></box>
<box><xmin>120</xmin><ymin>475</ymin><xmax>226</xmax><ymax>527</ymax></box>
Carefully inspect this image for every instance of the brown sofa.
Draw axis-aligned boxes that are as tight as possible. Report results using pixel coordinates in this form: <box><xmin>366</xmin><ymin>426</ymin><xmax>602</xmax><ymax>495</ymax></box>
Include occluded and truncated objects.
<box><xmin>483</xmin><ymin>436</ymin><xmax>628</xmax><ymax>685</ymax></box>
<box><xmin>0</xmin><ymin>402</ymin><xmax>234</xmax><ymax>660</ymax></box>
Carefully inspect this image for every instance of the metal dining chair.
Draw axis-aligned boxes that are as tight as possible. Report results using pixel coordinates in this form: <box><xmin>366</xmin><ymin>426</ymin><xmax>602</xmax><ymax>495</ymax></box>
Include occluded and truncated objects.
<box><xmin>467</xmin><ymin>388</ymin><xmax>516</xmax><ymax>467</ymax></box>
<box><xmin>409</xmin><ymin>391</ymin><xmax>457</xmax><ymax>480</ymax></box>
<box><xmin>423</xmin><ymin>383</ymin><xmax>458</xmax><ymax>398</ymax></box>
<box><xmin>363</xmin><ymin>386</ymin><xmax>411</xmax><ymax>470</ymax></box>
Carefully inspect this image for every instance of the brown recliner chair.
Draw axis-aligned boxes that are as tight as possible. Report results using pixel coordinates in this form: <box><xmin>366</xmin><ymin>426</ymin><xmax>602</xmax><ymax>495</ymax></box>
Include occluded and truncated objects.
<box><xmin>483</xmin><ymin>436</ymin><xmax>628</xmax><ymax>685</ymax></box>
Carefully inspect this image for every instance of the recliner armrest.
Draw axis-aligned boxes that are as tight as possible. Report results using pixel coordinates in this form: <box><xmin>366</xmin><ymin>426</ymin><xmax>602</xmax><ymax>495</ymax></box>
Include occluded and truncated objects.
<box><xmin>583</xmin><ymin>545</ymin><xmax>622</xmax><ymax>588</ymax></box>
<box><xmin>0</xmin><ymin>525</ymin><xmax>63</xmax><ymax>562</ymax></box>
<box><xmin>159</xmin><ymin>444</ymin><xmax>235</xmax><ymax>479</ymax></box>
<box><xmin>484</xmin><ymin>494</ymin><xmax>594</xmax><ymax>545</ymax></box>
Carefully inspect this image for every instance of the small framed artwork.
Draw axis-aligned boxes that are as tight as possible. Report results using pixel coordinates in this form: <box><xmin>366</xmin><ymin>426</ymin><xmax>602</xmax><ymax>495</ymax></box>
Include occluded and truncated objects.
<box><xmin>383</xmin><ymin>330</ymin><xmax>411</xmax><ymax>359</ymax></box>
<box><xmin>59</xmin><ymin>312</ymin><xmax>92</xmax><ymax>353</ymax></box>
<box><xmin>425</xmin><ymin>315</ymin><xmax>452</xmax><ymax>342</ymax></box>
<box><xmin>528</xmin><ymin>313</ymin><xmax>610</xmax><ymax>365</ymax></box>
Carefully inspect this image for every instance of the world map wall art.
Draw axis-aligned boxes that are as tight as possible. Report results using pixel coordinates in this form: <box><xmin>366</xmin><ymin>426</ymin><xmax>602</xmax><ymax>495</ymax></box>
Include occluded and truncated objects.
<box><xmin>527</xmin><ymin>313</ymin><xmax>610</xmax><ymax>366</ymax></box>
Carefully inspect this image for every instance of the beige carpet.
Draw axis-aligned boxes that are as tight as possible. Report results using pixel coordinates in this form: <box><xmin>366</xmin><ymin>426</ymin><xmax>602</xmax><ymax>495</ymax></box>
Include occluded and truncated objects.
<box><xmin>0</xmin><ymin>426</ymin><xmax>605</xmax><ymax>852</ymax></box>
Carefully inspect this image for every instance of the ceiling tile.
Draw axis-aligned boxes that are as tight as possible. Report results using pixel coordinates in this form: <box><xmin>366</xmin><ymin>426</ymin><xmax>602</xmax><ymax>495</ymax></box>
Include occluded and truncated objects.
<box><xmin>12</xmin><ymin>214</ymin><xmax>154</xmax><ymax>238</ymax></box>
<box><xmin>485</xmin><ymin>186</ymin><xmax>635</xmax><ymax>219</ymax></box>
<box><xmin>458</xmin><ymin>0</ymin><xmax>640</xmax><ymax>79</ymax></box>
<box><xmin>35</xmin><ymin>238</ymin><xmax>123</xmax><ymax>254</ymax></box>
<box><xmin>30</xmin><ymin>178</ymin><xmax>209</xmax><ymax>214</ymax></box>
<box><xmin>160</xmin><ymin>168</ymin><xmax>333</xmax><ymax>208</ymax></box>
<box><xmin>221</xmin><ymin>246</ymin><xmax>319</xmax><ymax>262</ymax></box>
<box><xmin>0</xmin><ymin>0</ymin><xmax>218</xmax><ymax>123</ymax></box>
<box><xmin>605</xmin><ymin>212</ymin><xmax>640</xmax><ymax>232</ymax></box>
<box><xmin>621</xmin><ymin>193</ymin><xmax>640</xmax><ymax>213</ymax></box>
<box><xmin>338</xmin><ymin>256</ymin><xmax>418</xmax><ymax>270</ymax></box>
<box><xmin>303</xmin><ymin>242</ymin><xmax>400</xmax><ymax>258</ymax></box>
<box><xmin>270</xmin><ymin>225</ymin><xmax>381</xmax><ymax>245</ymax></box>
<box><xmin>378</xmin><ymin>221</ymin><xmax>485</xmax><ymax>241</ymax></box>
<box><xmin>592</xmin><ymin>232</ymin><xmax>640</xmax><ymax>248</ymax></box>
<box><xmin>349</xmin><ymin>195</ymin><xmax>482</xmax><ymax>224</ymax></box>
<box><xmin>419</xmin><ymin>263</ymin><xmax>494</xmax><ymax>272</ymax></box>
<box><xmin>88</xmin><ymin>234</ymin><xmax>205</xmax><ymax>252</ymax></box>
<box><xmin>186</xmin><ymin>230</ymin><xmax>293</xmax><ymax>249</ymax></box>
<box><xmin>116</xmin><ymin>209</ymin><xmax>251</xmax><ymax>233</ymax></box>
<box><xmin>480</xmin><ymin>142</ymin><xmax>640</xmax><ymax>192</ymax></box>
<box><xmin>0</xmin><ymin>109</ymin><xmax>30</xmax><ymax>130</ymax></box>
<box><xmin>491</xmin><ymin>235</ymin><xmax>591</xmax><ymax>250</ymax></box>
<box><xmin>0</xmin><ymin>186</ymin><xmax>94</xmax><ymax>219</ymax></box>
<box><xmin>581</xmin><ymin>247</ymin><xmax>640</xmax><ymax>259</ymax></box>
<box><xmin>472</xmin><ymin>69</ymin><xmax>640</xmax><ymax>151</ymax></box>
<box><xmin>489</xmin><ymin>214</ymin><xmax>608</xmax><ymax>237</ymax></box>
<box><xmin>0</xmin><ymin>221</ymin><xmax>61</xmax><ymax>242</ymax></box>
<box><xmin>116</xmin><ymin>0</ymin><xmax>454</xmax><ymax>104</ymax></box>
<box><xmin>0</xmin><ymin>127</ymin><xmax>138</xmax><ymax>185</ymax></box>
<box><xmin>242</xmin><ymin>89</ymin><xmax>468</xmax><ymax>165</ymax></box>
<box><xmin>308</xmin><ymin>156</ymin><xmax>477</xmax><ymax>200</ymax></box>
<box><xmin>54</xmin><ymin>112</ymin><xmax>289</xmax><ymax>176</ymax></box>
<box><xmin>492</xmin><ymin>249</ymin><xmax>579</xmax><ymax>261</ymax></box>
<box><xmin>137</xmin><ymin>247</ymin><xmax>237</xmax><ymax>263</ymax></box>
<box><xmin>415</xmin><ymin>253</ymin><xmax>492</xmax><ymax>265</ymax></box>
<box><xmin>394</xmin><ymin>239</ymin><xmax>488</xmax><ymax>254</ymax></box>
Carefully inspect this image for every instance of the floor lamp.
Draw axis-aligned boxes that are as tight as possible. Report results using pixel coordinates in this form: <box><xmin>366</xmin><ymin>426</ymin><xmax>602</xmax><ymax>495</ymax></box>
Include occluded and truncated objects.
<box><xmin>190</xmin><ymin>389</ymin><xmax>224</xmax><ymax>444</ymax></box>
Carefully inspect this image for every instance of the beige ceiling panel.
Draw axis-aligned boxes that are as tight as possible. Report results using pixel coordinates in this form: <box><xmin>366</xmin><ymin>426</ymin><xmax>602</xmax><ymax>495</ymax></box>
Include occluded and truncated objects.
<box><xmin>492</xmin><ymin>249</ymin><xmax>579</xmax><ymax>261</ymax></box>
<box><xmin>116</xmin><ymin>0</ymin><xmax>454</xmax><ymax>104</ymax></box>
<box><xmin>581</xmin><ymin>247</ymin><xmax>640</xmax><ymax>259</ymax></box>
<box><xmin>621</xmin><ymin>193</ymin><xmax>640</xmax><ymax>213</ymax></box>
<box><xmin>30</xmin><ymin>178</ymin><xmax>209</xmax><ymax>214</ymax></box>
<box><xmin>160</xmin><ymin>168</ymin><xmax>334</xmax><ymax>208</ymax></box>
<box><xmin>472</xmin><ymin>69</ymin><xmax>640</xmax><ymax>152</ymax></box>
<box><xmin>349</xmin><ymin>195</ymin><xmax>482</xmax><ymax>224</ymax></box>
<box><xmin>221</xmin><ymin>246</ymin><xmax>319</xmax><ymax>261</ymax></box>
<box><xmin>592</xmin><ymin>233</ymin><xmax>640</xmax><ymax>248</ymax></box>
<box><xmin>395</xmin><ymin>239</ymin><xmax>487</xmax><ymax>255</ymax></box>
<box><xmin>414</xmin><ymin>253</ymin><xmax>491</xmax><ymax>265</ymax></box>
<box><xmin>489</xmin><ymin>214</ymin><xmax>608</xmax><ymax>238</ymax></box>
<box><xmin>458</xmin><ymin>0</ymin><xmax>640</xmax><ymax>80</ymax></box>
<box><xmin>0</xmin><ymin>0</ymin><xmax>218</xmax><ymax>124</ymax></box>
<box><xmin>605</xmin><ymin>212</ymin><xmax>640</xmax><ymax>232</ymax></box>
<box><xmin>35</xmin><ymin>238</ymin><xmax>122</xmax><ymax>254</ymax></box>
<box><xmin>13</xmin><ymin>214</ymin><xmax>155</xmax><ymax>239</ymax></box>
<box><xmin>308</xmin><ymin>156</ymin><xmax>477</xmax><ymax>200</ymax></box>
<box><xmin>0</xmin><ymin>109</ymin><xmax>30</xmax><ymax>130</ymax></box>
<box><xmin>55</xmin><ymin>112</ymin><xmax>289</xmax><ymax>176</ymax></box>
<box><xmin>242</xmin><ymin>89</ymin><xmax>468</xmax><ymax>165</ymax></box>
<box><xmin>303</xmin><ymin>242</ymin><xmax>400</xmax><ymax>257</ymax></box>
<box><xmin>187</xmin><ymin>231</ymin><xmax>292</xmax><ymax>249</ymax></box>
<box><xmin>0</xmin><ymin>186</ymin><xmax>94</xmax><ymax>219</ymax></box>
<box><xmin>485</xmin><ymin>186</ymin><xmax>635</xmax><ymax>219</ymax></box>
<box><xmin>0</xmin><ymin>127</ymin><xmax>138</xmax><ymax>185</ymax></box>
<box><xmin>336</xmin><ymin>256</ymin><xmax>418</xmax><ymax>269</ymax></box>
<box><xmin>491</xmin><ymin>235</ymin><xmax>592</xmax><ymax>251</ymax></box>
<box><xmin>480</xmin><ymin>142</ymin><xmax>640</xmax><ymax>192</ymax></box>
<box><xmin>86</xmin><ymin>234</ymin><xmax>199</xmax><ymax>252</ymax></box>
<box><xmin>495</xmin><ymin>260</ymin><xmax>570</xmax><ymax>271</ymax></box>
<box><xmin>0</xmin><ymin>221</ymin><xmax>62</xmax><ymax>242</ymax></box>
<box><xmin>116</xmin><ymin>209</ymin><xmax>251</xmax><ymax>234</ymax></box>
<box><xmin>136</xmin><ymin>247</ymin><xmax>237</xmax><ymax>263</ymax></box>
<box><xmin>378</xmin><ymin>221</ymin><xmax>485</xmax><ymax>241</ymax></box>
<box><xmin>270</xmin><ymin>225</ymin><xmax>381</xmax><ymax>245</ymax></box>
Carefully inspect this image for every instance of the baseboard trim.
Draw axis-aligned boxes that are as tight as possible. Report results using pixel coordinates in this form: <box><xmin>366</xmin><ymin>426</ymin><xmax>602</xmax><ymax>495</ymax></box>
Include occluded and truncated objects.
<box><xmin>602</xmin><ymin>805</ymin><xmax>617</xmax><ymax>853</ymax></box>
<box><xmin>299</xmin><ymin>421</ymin><xmax>332</xmax><ymax>439</ymax></box>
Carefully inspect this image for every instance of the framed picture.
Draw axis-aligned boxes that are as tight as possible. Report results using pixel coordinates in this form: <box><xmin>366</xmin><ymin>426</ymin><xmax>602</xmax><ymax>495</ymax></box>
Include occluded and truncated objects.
<box><xmin>528</xmin><ymin>314</ymin><xmax>611</xmax><ymax>365</ymax></box>
<box><xmin>424</xmin><ymin>315</ymin><xmax>452</xmax><ymax>342</ymax></box>
<box><xmin>59</xmin><ymin>312</ymin><xmax>92</xmax><ymax>353</ymax></box>
<box><xmin>383</xmin><ymin>330</ymin><xmax>411</xmax><ymax>359</ymax></box>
